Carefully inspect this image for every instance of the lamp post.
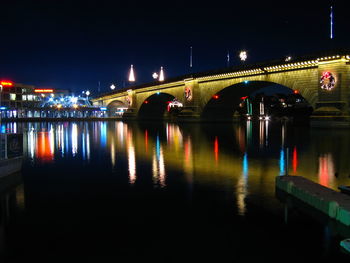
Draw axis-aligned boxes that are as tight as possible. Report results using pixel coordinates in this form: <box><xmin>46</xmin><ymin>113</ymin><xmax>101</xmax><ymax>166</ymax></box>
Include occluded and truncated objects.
<box><xmin>239</xmin><ymin>50</ymin><xmax>247</xmax><ymax>62</ymax></box>
<box><xmin>152</xmin><ymin>72</ymin><xmax>158</xmax><ymax>80</ymax></box>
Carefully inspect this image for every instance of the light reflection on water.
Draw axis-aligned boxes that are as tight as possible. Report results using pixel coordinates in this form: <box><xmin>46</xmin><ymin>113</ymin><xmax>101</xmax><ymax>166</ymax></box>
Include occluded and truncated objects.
<box><xmin>2</xmin><ymin>121</ymin><xmax>349</xmax><ymax>202</ymax></box>
<box><xmin>1</xmin><ymin>121</ymin><xmax>350</xmax><ymax>261</ymax></box>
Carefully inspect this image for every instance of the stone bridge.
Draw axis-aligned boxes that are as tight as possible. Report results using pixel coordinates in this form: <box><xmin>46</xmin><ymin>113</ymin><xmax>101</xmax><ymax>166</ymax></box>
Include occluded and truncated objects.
<box><xmin>92</xmin><ymin>50</ymin><xmax>350</xmax><ymax>121</ymax></box>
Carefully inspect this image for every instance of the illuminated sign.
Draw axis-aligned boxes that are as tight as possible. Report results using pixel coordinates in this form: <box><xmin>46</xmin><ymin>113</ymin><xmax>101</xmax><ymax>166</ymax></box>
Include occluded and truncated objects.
<box><xmin>34</xmin><ymin>89</ymin><xmax>54</xmax><ymax>93</ymax></box>
<box><xmin>100</xmin><ymin>107</ymin><xmax>107</xmax><ymax>111</ymax></box>
<box><xmin>0</xmin><ymin>81</ymin><xmax>13</xmax><ymax>87</ymax></box>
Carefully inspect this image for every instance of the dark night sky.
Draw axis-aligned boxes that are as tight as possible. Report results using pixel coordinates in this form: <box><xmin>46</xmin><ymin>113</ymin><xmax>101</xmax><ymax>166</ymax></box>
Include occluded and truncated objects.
<box><xmin>0</xmin><ymin>0</ymin><xmax>348</xmax><ymax>94</ymax></box>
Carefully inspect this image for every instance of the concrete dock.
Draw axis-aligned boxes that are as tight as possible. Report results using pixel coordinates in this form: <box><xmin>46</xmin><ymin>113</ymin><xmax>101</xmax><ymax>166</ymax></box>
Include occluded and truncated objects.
<box><xmin>276</xmin><ymin>176</ymin><xmax>350</xmax><ymax>226</ymax></box>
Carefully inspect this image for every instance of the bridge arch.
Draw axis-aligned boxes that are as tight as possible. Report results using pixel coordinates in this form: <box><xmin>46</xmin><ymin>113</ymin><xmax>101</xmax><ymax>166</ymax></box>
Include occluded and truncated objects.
<box><xmin>201</xmin><ymin>81</ymin><xmax>313</xmax><ymax>120</ymax></box>
<box><xmin>138</xmin><ymin>92</ymin><xmax>176</xmax><ymax>120</ymax></box>
<box><xmin>107</xmin><ymin>100</ymin><xmax>129</xmax><ymax>116</ymax></box>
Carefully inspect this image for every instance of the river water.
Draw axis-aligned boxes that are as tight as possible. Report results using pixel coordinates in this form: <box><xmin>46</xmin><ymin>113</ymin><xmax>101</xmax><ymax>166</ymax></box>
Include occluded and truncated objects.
<box><xmin>1</xmin><ymin>121</ymin><xmax>350</xmax><ymax>262</ymax></box>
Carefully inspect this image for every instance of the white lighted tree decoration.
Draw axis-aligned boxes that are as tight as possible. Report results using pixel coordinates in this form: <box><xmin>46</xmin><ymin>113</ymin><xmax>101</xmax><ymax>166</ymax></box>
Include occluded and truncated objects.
<box><xmin>159</xmin><ymin>67</ymin><xmax>165</xmax><ymax>81</ymax></box>
<box><xmin>239</xmin><ymin>51</ymin><xmax>247</xmax><ymax>62</ymax></box>
<box><xmin>128</xmin><ymin>65</ymin><xmax>135</xmax><ymax>82</ymax></box>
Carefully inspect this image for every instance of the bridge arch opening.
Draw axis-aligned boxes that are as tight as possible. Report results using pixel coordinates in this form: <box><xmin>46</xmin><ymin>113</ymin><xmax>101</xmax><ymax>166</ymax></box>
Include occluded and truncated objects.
<box><xmin>107</xmin><ymin>100</ymin><xmax>129</xmax><ymax>117</ymax></box>
<box><xmin>201</xmin><ymin>81</ymin><xmax>313</xmax><ymax>121</ymax></box>
<box><xmin>138</xmin><ymin>92</ymin><xmax>177</xmax><ymax>120</ymax></box>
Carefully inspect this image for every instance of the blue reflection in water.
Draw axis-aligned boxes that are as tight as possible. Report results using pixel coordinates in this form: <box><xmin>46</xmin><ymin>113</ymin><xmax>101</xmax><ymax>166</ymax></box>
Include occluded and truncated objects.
<box><xmin>100</xmin><ymin>122</ymin><xmax>107</xmax><ymax>147</ymax></box>
<box><xmin>280</xmin><ymin>148</ymin><xmax>285</xmax><ymax>175</ymax></box>
<box><xmin>156</xmin><ymin>135</ymin><xmax>161</xmax><ymax>160</ymax></box>
<box><xmin>82</xmin><ymin>130</ymin><xmax>86</xmax><ymax>160</ymax></box>
<box><xmin>243</xmin><ymin>153</ymin><xmax>248</xmax><ymax>177</ymax></box>
<box><xmin>65</xmin><ymin>126</ymin><xmax>69</xmax><ymax>156</ymax></box>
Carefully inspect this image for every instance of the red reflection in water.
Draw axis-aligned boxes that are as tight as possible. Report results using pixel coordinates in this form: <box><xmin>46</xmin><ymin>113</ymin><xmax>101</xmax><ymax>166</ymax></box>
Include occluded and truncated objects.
<box><xmin>292</xmin><ymin>146</ymin><xmax>298</xmax><ymax>174</ymax></box>
<box><xmin>236</xmin><ymin>126</ymin><xmax>246</xmax><ymax>153</ymax></box>
<box><xmin>214</xmin><ymin>136</ymin><xmax>219</xmax><ymax>163</ymax></box>
<box><xmin>36</xmin><ymin>132</ymin><xmax>53</xmax><ymax>163</ymax></box>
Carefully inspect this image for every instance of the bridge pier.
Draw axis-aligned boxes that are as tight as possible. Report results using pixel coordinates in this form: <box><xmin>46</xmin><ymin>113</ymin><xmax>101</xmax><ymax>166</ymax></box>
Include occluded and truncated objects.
<box><xmin>177</xmin><ymin>106</ymin><xmax>201</xmax><ymax>122</ymax></box>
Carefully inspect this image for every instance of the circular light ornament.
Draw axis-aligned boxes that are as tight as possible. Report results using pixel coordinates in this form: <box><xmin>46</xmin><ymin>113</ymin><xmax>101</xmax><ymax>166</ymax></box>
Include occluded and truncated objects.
<box><xmin>320</xmin><ymin>71</ymin><xmax>336</xmax><ymax>90</ymax></box>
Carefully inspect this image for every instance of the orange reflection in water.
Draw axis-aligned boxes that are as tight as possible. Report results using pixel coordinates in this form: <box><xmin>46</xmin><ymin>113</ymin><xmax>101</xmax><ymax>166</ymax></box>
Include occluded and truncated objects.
<box><xmin>145</xmin><ymin>130</ymin><xmax>148</xmax><ymax>153</ymax></box>
<box><xmin>36</xmin><ymin>132</ymin><xmax>54</xmax><ymax>163</ymax></box>
<box><xmin>318</xmin><ymin>153</ymin><xmax>335</xmax><ymax>187</ymax></box>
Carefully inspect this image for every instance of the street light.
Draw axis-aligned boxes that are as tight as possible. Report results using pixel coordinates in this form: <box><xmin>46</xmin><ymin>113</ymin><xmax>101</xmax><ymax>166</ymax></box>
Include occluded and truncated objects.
<box><xmin>152</xmin><ymin>72</ymin><xmax>159</xmax><ymax>80</ymax></box>
<box><xmin>239</xmin><ymin>50</ymin><xmax>247</xmax><ymax>62</ymax></box>
<box><xmin>110</xmin><ymin>84</ymin><xmax>116</xmax><ymax>90</ymax></box>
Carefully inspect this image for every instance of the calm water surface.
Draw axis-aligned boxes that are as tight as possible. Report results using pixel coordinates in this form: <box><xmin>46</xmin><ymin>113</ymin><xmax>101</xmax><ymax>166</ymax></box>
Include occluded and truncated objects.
<box><xmin>1</xmin><ymin>121</ymin><xmax>350</xmax><ymax>262</ymax></box>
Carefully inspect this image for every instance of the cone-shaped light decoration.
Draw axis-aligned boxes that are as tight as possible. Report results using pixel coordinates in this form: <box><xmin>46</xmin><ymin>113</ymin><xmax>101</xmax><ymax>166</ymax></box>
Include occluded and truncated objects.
<box><xmin>159</xmin><ymin>66</ymin><xmax>165</xmax><ymax>82</ymax></box>
<box><xmin>128</xmin><ymin>64</ymin><xmax>135</xmax><ymax>82</ymax></box>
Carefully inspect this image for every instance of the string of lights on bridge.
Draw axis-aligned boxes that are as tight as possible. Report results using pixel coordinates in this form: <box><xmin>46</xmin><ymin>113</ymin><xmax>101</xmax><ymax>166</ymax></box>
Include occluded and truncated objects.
<box><xmin>105</xmin><ymin>52</ymin><xmax>350</xmax><ymax>93</ymax></box>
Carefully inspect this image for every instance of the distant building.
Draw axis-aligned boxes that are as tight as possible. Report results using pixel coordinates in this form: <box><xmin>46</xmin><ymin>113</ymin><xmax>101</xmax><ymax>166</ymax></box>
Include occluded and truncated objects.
<box><xmin>1</xmin><ymin>80</ymin><xmax>106</xmax><ymax>119</ymax></box>
<box><xmin>0</xmin><ymin>82</ymin><xmax>40</xmax><ymax>118</ymax></box>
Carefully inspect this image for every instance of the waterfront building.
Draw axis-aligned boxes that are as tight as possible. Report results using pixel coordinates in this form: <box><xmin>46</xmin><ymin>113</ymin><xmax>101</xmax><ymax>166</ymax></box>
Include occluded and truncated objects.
<box><xmin>0</xmin><ymin>81</ymin><xmax>106</xmax><ymax>119</ymax></box>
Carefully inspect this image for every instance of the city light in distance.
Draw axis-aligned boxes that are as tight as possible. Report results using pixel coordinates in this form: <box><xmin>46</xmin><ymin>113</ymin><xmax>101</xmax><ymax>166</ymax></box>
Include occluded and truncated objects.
<box><xmin>110</xmin><ymin>84</ymin><xmax>116</xmax><ymax>90</ymax></box>
<box><xmin>34</xmin><ymin>89</ymin><xmax>54</xmax><ymax>93</ymax></box>
<box><xmin>213</xmin><ymin>94</ymin><xmax>219</xmax><ymax>99</ymax></box>
<box><xmin>0</xmin><ymin>81</ymin><xmax>13</xmax><ymax>87</ymax></box>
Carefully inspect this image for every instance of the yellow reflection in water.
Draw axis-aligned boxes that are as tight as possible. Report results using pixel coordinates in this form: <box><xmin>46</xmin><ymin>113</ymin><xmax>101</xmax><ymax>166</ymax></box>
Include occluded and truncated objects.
<box><xmin>110</xmin><ymin>136</ymin><xmax>116</xmax><ymax>167</ymax></box>
<box><xmin>15</xmin><ymin>184</ymin><xmax>25</xmax><ymax>211</ymax></box>
<box><xmin>183</xmin><ymin>136</ymin><xmax>193</xmax><ymax>184</ymax></box>
<box><xmin>236</xmin><ymin>153</ymin><xmax>248</xmax><ymax>216</ymax></box>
